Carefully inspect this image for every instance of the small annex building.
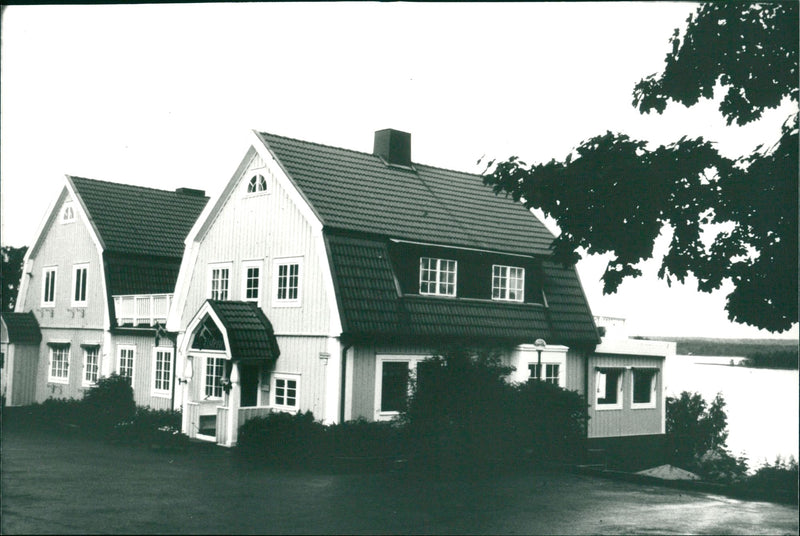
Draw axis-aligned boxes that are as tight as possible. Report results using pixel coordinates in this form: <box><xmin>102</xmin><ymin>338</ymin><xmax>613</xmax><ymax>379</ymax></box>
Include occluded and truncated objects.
<box><xmin>167</xmin><ymin>128</ymin><xmax>670</xmax><ymax>453</ymax></box>
<box><xmin>9</xmin><ymin>176</ymin><xmax>208</xmax><ymax>409</ymax></box>
<box><xmin>1</xmin><ymin>312</ymin><xmax>42</xmax><ymax>406</ymax></box>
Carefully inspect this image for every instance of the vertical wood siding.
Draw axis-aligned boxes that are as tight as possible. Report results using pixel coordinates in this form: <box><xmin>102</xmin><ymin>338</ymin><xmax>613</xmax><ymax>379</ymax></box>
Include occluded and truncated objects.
<box><xmin>565</xmin><ymin>348</ymin><xmax>586</xmax><ymax>394</ymax></box>
<box><xmin>113</xmin><ymin>333</ymin><xmax>174</xmax><ymax>410</ymax></box>
<box><xmin>587</xmin><ymin>354</ymin><xmax>664</xmax><ymax>438</ymax></box>
<box><xmin>8</xmin><ymin>344</ymin><xmax>40</xmax><ymax>405</ymax></box>
<box><xmin>23</xmin><ymin>193</ymin><xmax>106</xmax><ymax>331</ymax></box>
<box><xmin>270</xmin><ymin>336</ymin><xmax>330</xmax><ymax>418</ymax></box>
<box><xmin>36</xmin><ymin>328</ymin><xmax>104</xmax><ymax>402</ymax></box>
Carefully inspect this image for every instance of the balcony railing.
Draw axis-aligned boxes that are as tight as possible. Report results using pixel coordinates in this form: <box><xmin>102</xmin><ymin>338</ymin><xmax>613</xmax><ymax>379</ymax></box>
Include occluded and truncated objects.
<box><xmin>113</xmin><ymin>294</ymin><xmax>173</xmax><ymax>327</ymax></box>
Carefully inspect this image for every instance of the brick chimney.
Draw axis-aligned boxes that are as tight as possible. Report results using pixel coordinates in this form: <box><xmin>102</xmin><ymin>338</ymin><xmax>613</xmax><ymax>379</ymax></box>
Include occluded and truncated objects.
<box><xmin>373</xmin><ymin>129</ymin><xmax>412</xmax><ymax>167</ymax></box>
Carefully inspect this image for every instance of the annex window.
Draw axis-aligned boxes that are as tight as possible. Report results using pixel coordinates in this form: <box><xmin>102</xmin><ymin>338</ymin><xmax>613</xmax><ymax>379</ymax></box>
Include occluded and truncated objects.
<box><xmin>205</xmin><ymin>356</ymin><xmax>226</xmax><ymax>399</ymax></box>
<box><xmin>273</xmin><ymin>374</ymin><xmax>299</xmax><ymax>410</ymax></box>
<box><xmin>419</xmin><ymin>257</ymin><xmax>457</xmax><ymax>296</ymax></box>
<box><xmin>375</xmin><ymin>355</ymin><xmax>428</xmax><ymax>419</ymax></box>
<box><xmin>152</xmin><ymin>349</ymin><xmax>173</xmax><ymax>396</ymax></box>
<box><xmin>492</xmin><ymin>265</ymin><xmax>525</xmax><ymax>302</ymax></box>
<box><xmin>273</xmin><ymin>257</ymin><xmax>302</xmax><ymax>306</ymax></box>
<box><xmin>48</xmin><ymin>344</ymin><xmax>70</xmax><ymax>384</ymax></box>
<box><xmin>242</xmin><ymin>261</ymin><xmax>261</xmax><ymax>303</ymax></box>
<box><xmin>72</xmin><ymin>264</ymin><xmax>88</xmax><ymax>307</ymax></box>
<box><xmin>82</xmin><ymin>346</ymin><xmax>100</xmax><ymax>387</ymax></box>
<box><xmin>62</xmin><ymin>203</ymin><xmax>75</xmax><ymax>223</ymax></box>
<box><xmin>632</xmin><ymin>368</ymin><xmax>658</xmax><ymax>408</ymax></box>
<box><xmin>118</xmin><ymin>346</ymin><xmax>135</xmax><ymax>384</ymax></box>
<box><xmin>208</xmin><ymin>263</ymin><xmax>231</xmax><ymax>301</ymax></box>
<box><xmin>42</xmin><ymin>267</ymin><xmax>57</xmax><ymax>307</ymax></box>
<box><xmin>528</xmin><ymin>363</ymin><xmax>560</xmax><ymax>385</ymax></box>
<box><xmin>596</xmin><ymin>368</ymin><xmax>623</xmax><ymax>409</ymax></box>
<box><xmin>246</xmin><ymin>174</ymin><xmax>268</xmax><ymax>194</ymax></box>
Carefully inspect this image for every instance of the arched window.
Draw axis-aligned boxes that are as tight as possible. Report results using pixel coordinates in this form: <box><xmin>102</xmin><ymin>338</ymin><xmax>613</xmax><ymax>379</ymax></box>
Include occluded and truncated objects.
<box><xmin>191</xmin><ymin>316</ymin><xmax>226</xmax><ymax>351</ymax></box>
<box><xmin>246</xmin><ymin>174</ymin><xmax>267</xmax><ymax>194</ymax></box>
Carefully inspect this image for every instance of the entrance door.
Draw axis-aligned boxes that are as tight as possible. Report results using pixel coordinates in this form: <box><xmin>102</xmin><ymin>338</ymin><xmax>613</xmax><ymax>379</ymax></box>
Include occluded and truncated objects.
<box><xmin>239</xmin><ymin>364</ymin><xmax>259</xmax><ymax>407</ymax></box>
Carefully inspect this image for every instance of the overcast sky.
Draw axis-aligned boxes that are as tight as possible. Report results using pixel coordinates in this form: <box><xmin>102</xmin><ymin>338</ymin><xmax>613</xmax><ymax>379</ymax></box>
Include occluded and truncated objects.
<box><xmin>2</xmin><ymin>2</ymin><xmax>796</xmax><ymax>339</ymax></box>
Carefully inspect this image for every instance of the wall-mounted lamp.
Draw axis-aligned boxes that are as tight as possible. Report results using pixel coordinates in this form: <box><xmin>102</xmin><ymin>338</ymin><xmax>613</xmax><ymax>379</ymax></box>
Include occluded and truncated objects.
<box><xmin>533</xmin><ymin>338</ymin><xmax>547</xmax><ymax>382</ymax></box>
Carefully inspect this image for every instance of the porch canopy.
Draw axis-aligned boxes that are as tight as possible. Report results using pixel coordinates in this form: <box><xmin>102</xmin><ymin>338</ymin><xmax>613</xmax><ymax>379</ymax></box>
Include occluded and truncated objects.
<box><xmin>189</xmin><ymin>300</ymin><xmax>280</xmax><ymax>363</ymax></box>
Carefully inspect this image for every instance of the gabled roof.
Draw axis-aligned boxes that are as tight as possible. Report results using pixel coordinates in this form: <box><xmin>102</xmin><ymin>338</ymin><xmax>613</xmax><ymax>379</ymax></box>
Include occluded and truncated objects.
<box><xmin>207</xmin><ymin>301</ymin><xmax>280</xmax><ymax>362</ymax></box>
<box><xmin>1</xmin><ymin>312</ymin><xmax>42</xmax><ymax>344</ymax></box>
<box><xmin>69</xmin><ymin>176</ymin><xmax>209</xmax><ymax>258</ymax></box>
<box><xmin>259</xmin><ymin>132</ymin><xmax>555</xmax><ymax>257</ymax></box>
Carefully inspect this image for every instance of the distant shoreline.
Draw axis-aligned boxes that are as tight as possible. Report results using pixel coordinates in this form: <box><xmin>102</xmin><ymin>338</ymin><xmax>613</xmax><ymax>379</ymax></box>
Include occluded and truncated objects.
<box><xmin>635</xmin><ymin>336</ymin><xmax>798</xmax><ymax>370</ymax></box>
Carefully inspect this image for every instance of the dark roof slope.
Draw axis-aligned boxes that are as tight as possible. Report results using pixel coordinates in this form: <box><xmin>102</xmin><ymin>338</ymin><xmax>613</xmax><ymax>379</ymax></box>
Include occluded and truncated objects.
<box><xmin>1</xmin><ymin>312</ymin><xmax>42</xmax><ymax>344</ymax></box>
<box><xmin>259</xmin><ymin>132</ymin><xmax>555</xmax><ymax>257</ymax></box>
<box><xmin>207</xmin><ymin>301</ymin><xmax>280</xmax><ymax>362</ymax></box>
<box><xmin>104</xmin><ymin>253</ymin><xmax>180</xmax><ymax>296</ymax></box>
<box><xmin>326</xmin><ymin>234</ymin><xmax>598</xmax><ymax>345</ymax></box>
<box><xmin>70</xmin><ymin>176</ymin><xmax>208</xmax><ymax>258</ymax></box>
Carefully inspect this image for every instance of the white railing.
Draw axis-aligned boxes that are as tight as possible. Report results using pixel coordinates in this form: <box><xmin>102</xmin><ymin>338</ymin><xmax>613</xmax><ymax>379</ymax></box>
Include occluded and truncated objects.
<box><xmin>114</xmin><ymin>294</ymin><xmax>173</xmax><ymax>327</ymax></box>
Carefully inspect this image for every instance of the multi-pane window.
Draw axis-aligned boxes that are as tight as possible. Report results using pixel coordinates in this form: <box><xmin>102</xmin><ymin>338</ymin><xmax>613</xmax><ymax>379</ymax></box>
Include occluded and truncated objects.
<box><xmin>83</xmin><ymin>346</ymin><xmax>100</xmax><ymax>386</ymax></box>
<box><xmin>153</xmin><ymin>350</ymin><xmax>173</xmax><ymax>395</ymax></box>
<box><xmin>118</xmin><ymin>346</ymin><xmax>135</xmax><ymax>383</ymax></box>
<box><xmin>243</xmin><ymin>263</ymin><xmax>261</xmax><ymax>302</ymax></box>
<box><xmin>275</xmin><ymin>260</ymin><xmax>301</xmax><ymax>303</ymax></box>
<box><xmin>72</xmin><ymin>265</ymin><xmax>88</xmax><ymax>306</ymax></box>
<box><xmin>380</xmin><ymin>362</ymin><xmax>410</xmax><ymax>412</ymax></box>
<box><xmin>209</xmin><ymin>265</ymin><xmax>230</xmax><ymax>301</ymax></box>
<box><xmin>205</xmin><ymin>356</ymin><xmax>225</xmax><ymax>399</ymax></box>
<box><xmin>247</xmin><ymin>174</ymin><xmax>267</xmax><ymax>194</ymax></box>
<box><xmin>492</xmin><ymin>265</ymin><xmax>525</xmax><ymax>302</ymax></box>
<box><xmin>42</xmin><ymin>267</ymin><xmax>57</xmax><ymax>307</ymax></box>
<box><xmin>419</xmin><ymin>257</ymin><xmax>457</xmax><ymax>296</ymax></box>
<box><xmin>596</xmin><ymin>369</ymin><xmax>623</xmax><ymax>407</ymax></box>
<box><xmin>274</xmin><ymin>376</ymin><xmax>298</xmax><ymax>409</ymax></box>
<box><xmin>48</xmin><ymin>344</ymin><xmax>70</xmax><ymax>383</ymax></box>
<box><xmin>528</xmin><ymin>363</ymin><xmax>560</xmax><ymax>385</ymax></box>
<box><xmin>632</xmin><ymin>369</ymin><xmax>657</xmax><ymax>406</ymax></box>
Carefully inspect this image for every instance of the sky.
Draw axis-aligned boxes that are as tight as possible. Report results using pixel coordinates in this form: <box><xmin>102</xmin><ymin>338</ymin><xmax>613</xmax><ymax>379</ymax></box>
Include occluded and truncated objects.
<box><xmin>1</xmin><ymin>2</ymin><xmax>797</xmax><ymax>340</ymax></box>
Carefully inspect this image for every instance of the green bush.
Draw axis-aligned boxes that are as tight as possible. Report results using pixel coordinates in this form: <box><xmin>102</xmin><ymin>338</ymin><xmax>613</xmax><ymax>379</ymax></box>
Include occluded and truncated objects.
<box><xmin>82</xmin><ymin>374</ymin><xmax>136</xmax><ymax>435</ymax></box>
<box><xmin>746</xmin><ymin>456</ymin><xmax>799</xmax><ymax>499</ymax></box>
<box><xmin>324</xmin><ymin>418</ymin><xmax>404</xmax><ymax>459</ymax></box>
<box><xmin>237</xmin><ymin>410</ymin><xmax>325</xmax><ymax>465</ymax></box>
<box><xmin>111</xmin><ymin>407</ymin><xmax>185</xmax><ymax>448</ymax></box>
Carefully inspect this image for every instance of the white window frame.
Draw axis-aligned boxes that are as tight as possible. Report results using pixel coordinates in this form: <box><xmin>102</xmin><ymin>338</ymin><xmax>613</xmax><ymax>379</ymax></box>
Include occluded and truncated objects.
<box><xmin>117</xmin><ymin>345</ymin><xmax>136</xmax><ymax>383</ymax></box>
<box><xmin>245</xmin><ymin>173</ymin><xmax>269</xmax><ymax>196</ymax></box>
<box><xmin>631</xmin><ymin>368</ymin><xmax>658</xmax><ymax>409</ymax></box>
<box><xmin>272</xmin><ymin>373</ymin><xmax>300</xmax><ymax>411</ymax></box>
<box><xmin>492</xmin><ymin>264</ymin><xmax>525</xmax><ymax>302</ymax></box>
<box><xmin>71</xmin><ymin>263</ymin><xmax>89</xmax><ymax>307</ymax></box>
<box><xmin>61</xmin><ymin>202</ymin><xmax>76</xmax><ymax>224</ymax></box>
<box><xmin>241</xmin><ymin>260</ymin><xmax>262</xmax><ymax>304</ymax></box>
<box><xmin>208</xmin><ymin>262</ymin><xmax>232</xmax><ymax>301</ymax></box>
<box><xmin>41</xmin><ymin>266</ymin><xmax>57</xmax><ymax>308</ymax></box>
<box><xmin>204</xmin><ymin>355</ymin><xmax>226</xmax><ymax>400</ymax></box>
<box><xmin>374</xmin><ymin>354</ymin><xmax>429</xmax><ymax>421</ymax></box>
<box><xmin>595</xmin><ymin>368</ymin><xmax>624</xmax><ymax>411</ymax></box>
<box><xmin>419</xmin><ymin>257</ymin><xmax>457</xmax><ymax>297</ymax></box>
<box><xmin>528</xmin><ymin>362</ymin><xmax>561</xmax><ymax>385</ymax></box>
<box><xmin>48</xmin><ymin>344</ymin><xmax>70</xmax><ymax>384</ymax></box>
<box><xmin>272</xmin><ymin>256</ymin><xmax>303</xmax><ymax>307</ymax></box>
<box><xmin>82</xmin><ymin>346</ymin><xmax>101</xmax><ymax>387</ymax></box>
<box><xmin>152</xmin><ymin>348</ymin><xmax>173</xmax><ymax>398</ymax></box>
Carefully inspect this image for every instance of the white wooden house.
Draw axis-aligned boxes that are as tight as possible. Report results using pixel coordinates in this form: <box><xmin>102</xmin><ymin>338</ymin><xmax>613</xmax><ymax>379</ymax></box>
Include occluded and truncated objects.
<box><xmin>9</xmin><ymin>176</ymin><xmax>208</xmax><ymax>409</ymax></box>
<box><xmin>167</xmin><ymin>128</ymin><xmax>671</xmax><ymax>458</ymax></box>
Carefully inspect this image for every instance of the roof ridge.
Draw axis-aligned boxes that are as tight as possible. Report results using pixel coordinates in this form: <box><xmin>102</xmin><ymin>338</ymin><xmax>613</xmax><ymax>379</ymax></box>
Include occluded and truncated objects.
<box><xmin>69</xmin><ymin>175</ymin><xmax>208</xmax><ymax>197</ymax></box>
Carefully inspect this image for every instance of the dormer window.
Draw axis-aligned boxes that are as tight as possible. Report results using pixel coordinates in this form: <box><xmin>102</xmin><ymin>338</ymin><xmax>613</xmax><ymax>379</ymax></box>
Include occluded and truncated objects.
<box><xmin>62</xmin><ymin>203</ymin><xmax>75</xmax><ymax>223</ymax></box>
<box><xmin>419</xmin><ymin>257</ymin><xmax>457</xmax><ymax>296</ymax></box>
<box><xmin>246</xmin><ymin>174</ymin><xmax>267</xmax><ymax>194</ymax></box>
<box><xmin>492</xmin><ymin>265</ymin><xmax>525</xmax><ymax>302</ymax></box>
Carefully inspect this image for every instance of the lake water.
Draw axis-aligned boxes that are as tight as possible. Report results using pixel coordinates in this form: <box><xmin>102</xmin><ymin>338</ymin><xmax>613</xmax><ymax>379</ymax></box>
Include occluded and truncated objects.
<box><xmin>665</xmin><ymin>355</ymin><xmax>799</xmax><ymax>468</ymax></box>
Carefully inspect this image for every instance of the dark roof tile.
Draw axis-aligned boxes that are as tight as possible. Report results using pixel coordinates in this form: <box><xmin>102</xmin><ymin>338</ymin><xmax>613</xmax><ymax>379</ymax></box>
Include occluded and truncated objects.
<box><xmin>207</xmin><ymin>301</ymin><xmax>280</xmax><ymax>362</ymax></box>
<box><xmin>1</xmin><ymin>312</ymin><xmax>42</xmax><ymax>344</ymax></box>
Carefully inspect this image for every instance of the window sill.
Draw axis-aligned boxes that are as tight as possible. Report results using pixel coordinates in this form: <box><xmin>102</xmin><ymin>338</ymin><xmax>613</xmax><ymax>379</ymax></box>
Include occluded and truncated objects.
<box><xmin>48</xmin><ymin>378</ymin><xmax>70</xmax><ymax>385</ymax></box>
<box><xmin>271</xmin><ymin>406</ymin><xmax>298</xmax><ymax>414</ymax></box>
<box><xmin>631</xmin><ymin>403</ymin><xmax>657</xmax><ymax>410</ymax></box>
<box><xmin>152</xmin><ymin>391</ymin><xmax>172</xmax><ymax>399</ymax></box>
<box><xmin>595</xmin><ymin>404</ymin><xmax>623</xmax><ymax>411</ymax></box>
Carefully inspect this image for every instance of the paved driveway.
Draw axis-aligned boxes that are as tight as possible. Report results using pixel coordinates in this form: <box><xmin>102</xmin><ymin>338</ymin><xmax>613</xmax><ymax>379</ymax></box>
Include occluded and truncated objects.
<box><xmin>2</xmin><ymin>426</ymin><xmax>797</xmax><ymax>535</ymax></box>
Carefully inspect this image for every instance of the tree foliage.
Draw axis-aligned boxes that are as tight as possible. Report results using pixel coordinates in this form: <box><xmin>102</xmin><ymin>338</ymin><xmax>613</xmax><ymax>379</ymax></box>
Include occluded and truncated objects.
<box><xmin>2</xmin><ymin>246</ymin><xmax>27</xmax><ymax>312</ymax></box>
<box><xmin>483</xmin><ymin>3</ymin><xmax>798</xmax><ymax>332</ymax></box>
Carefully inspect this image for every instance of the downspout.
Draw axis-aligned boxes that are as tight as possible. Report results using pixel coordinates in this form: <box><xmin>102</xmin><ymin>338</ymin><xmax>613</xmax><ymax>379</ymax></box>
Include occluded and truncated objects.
<box><xmin>339</xmin><ymin>343</ymin><xmax>352</xmax><ymax>423</ymax></box>
<box><xmin>170</xmin><ymin>332</ymin><xmax>177</xmax><ymax>410</ymax></box>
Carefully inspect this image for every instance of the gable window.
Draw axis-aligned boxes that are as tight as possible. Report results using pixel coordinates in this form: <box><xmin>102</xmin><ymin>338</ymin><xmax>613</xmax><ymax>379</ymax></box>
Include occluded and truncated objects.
<box><xmin>205</xmin><ymin>356</ymin><xmax>226</xmax><ymax>399</ymax></box>
<box><xmin>209</xmin><ymin>263</ymin><xmax>231</xmax><ymax>301</ymax></box>
<box><xmin>273</xmin><ymin>257</ymin><xmax>302</xmax><ymax>306</ymax></box>
<box><xmin>246</xmin><ymin>174</ymin><xmax>268</xmax><ymax>194</ymax></box>
<box><xmin>242</xmin><ymin>261</ymin><xmax>261</xmax><ymax>303</ymax></box>
<box><xmin>62</xmin><ymin>203</ymin><xmax>75</xmax><ymax>223</ymax></box>
<box><xmin>42</xmin><ymin>267</ymin><xmax>57</xmax><ymax>307</ymax></box>
<box><xmin>632</xmin><ymin>368</ymin><xmax>658</xmax><ymax>408</ymax></box>
<box><xmin>48</xmin><ymin>344</ymin><xmax>70</xmax><ymax>384</ymax></box>
<box><xmin>528</xmin><ymin>363</ymin><xmax>560</xmax><ymax>385</ymax></box>
<box><xmin>419</xmin><ymin>257</ymin><xmax>457</xmax><ymax>296</ymax></box>
<box><xmin>152</xmin><ymin>349</ymin><xmax>173</xmax><ymax>397</ymax></box>
<box><xmin>82</xmin><ymin>346</ymin><xmax>100</xmax><ymax>387</ymax></box>
<box><xmin>72</xmin><ymin>264</ymin><xmax>88</xmax><ymax>307</ymax></box>
<box><xmin>375</xmin><ymin>355</ymin><xmax>428</xmax><ymax>419</ymax></box>
<box><xmin>596</xmin><ymin>368</ymin><xmax>623</xmax><ymax>410</ymax></box>
<box><xmin>492</xmin><ymin>265</ymin><xmax>525</xmax><ymax>302</ymax></box>
<box><xmin>118</xmin><ymin>345</ymin><xmax>135</xmax><ymax>384</ymax></box>
<box><xmin>272</xmin><ymin>373</ymin><xmax>299</xmax><ymax>410</ymax></box>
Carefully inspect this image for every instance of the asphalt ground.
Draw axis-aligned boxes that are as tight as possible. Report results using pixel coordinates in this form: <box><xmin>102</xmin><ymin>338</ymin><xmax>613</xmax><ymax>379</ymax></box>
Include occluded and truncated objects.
<box><xmin>2</xmin><ymin>424</ymin><xmax>798</xmax><ymax>535</ymax></box>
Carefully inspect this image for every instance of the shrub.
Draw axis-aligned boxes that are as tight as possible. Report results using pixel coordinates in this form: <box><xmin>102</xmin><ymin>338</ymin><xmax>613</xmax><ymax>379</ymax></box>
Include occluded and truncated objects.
<box><xmin>324</xmin><ymin>418</ymin><xmax>404</xmax><ymax>459</ymax></box>
<box><xmin>82</xmin><ymin>374</ymin><xmax>136</xmax><ymax>435</ymax></box>
<box><xmin>666</xmin><ymin>391</ymin><xmax>728</xmax><ymax>468</ymax></box>
<box><xmin>237</xmin><ymin>410</ymin><xmax>325</xmax><ymax>465</ymax></box>
<box><xmin>111</xmin><ymin>407</ymin><xmax>185</xmax><ymax>448</ymax></box>
<box><xmin>746</xmin><ymin>456</ymin><xmax>799</xmax><ymax>499</ymax></box>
